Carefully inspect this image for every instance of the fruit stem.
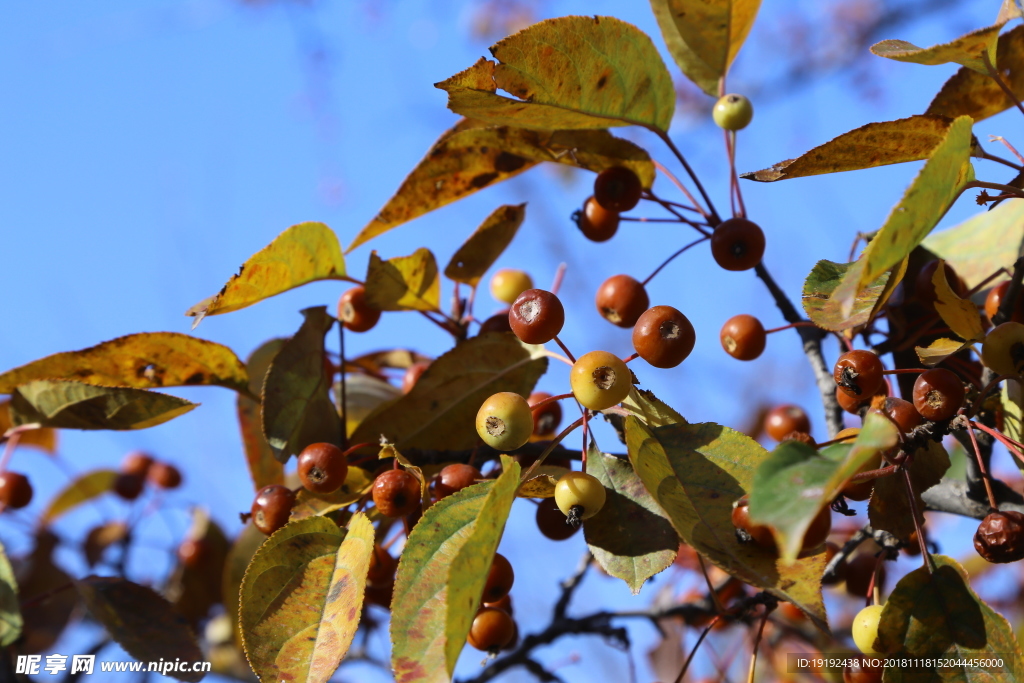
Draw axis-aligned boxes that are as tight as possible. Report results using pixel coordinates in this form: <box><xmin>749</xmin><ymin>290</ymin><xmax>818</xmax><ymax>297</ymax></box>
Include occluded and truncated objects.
<box><xmin>846</xmin><ymin>465</ymin><xmax>899</xmax><ymax>483</ymax></box>
<box><xmin>516</xmin><ymin>417</ymin><xmax>584</xmax><ymax>487</ymax></box>
<box><xmin>696</xmin><ymin>554</ymin><xmax>726</xmax><ymax>616</ymax></box>
<box><xmin>641</xmin><ymin>235</ymin><xmax>710</xmax><ymax>286</ymax></box>
<box><xmin>656</xmin><ymin>132</ymin><xmax>721</xmax><ymax>226</ymax></box>
<box><xmin>622</xmin><ymin>352</ymin><xmax>640</xmax><ymax>364</ymax></box>
<box><xmin>0</xmin><ymin>429</ymin><xmax>26</xmax><ymax>472</ymax></box>
<box><xmin>813</xmin><ymin>432</ymin><xmax>860</xmax><ymax>448</ymax></box>
<box><xmin>552</xmin><ymin>336</ymin><xmax>576</xmax><ymax>364</ymax></box>
<box><xmin>642</xmin><ymin>190</ymin><xmax>712</xmax><ymax>235</ymax></box>
<box><xmin>964</xmin><ymin>420</ymin><xmax>1000</xmax><ymax>510</ymax></box>
<box><xmin>651</xmin><ymin>159</ymin><xmax>711</xmax><ymax>222</ymax></box>
<box><xmin>901</xmin><ymin>466</ymin><xmax>933</xmax><ymax>574</ymax></box>
<box><xmin>980</xmin><ymin>148</ymin><xmax>1024</xmax><ymax>171</ymax></box>
<box><xmin>746</xmin><ymin>607</ymin><xmax>770</xmax><ymax>683</ymax></box>
<box><xmin>970</xmin><ymin>420</ymin><xmax>1024</xmax><ymax>467</ymax></box>
<box><xmin>672</xmin><ymin>616</ymin><xmax>720</xmax><ymax>683</ymax></box>
<box><xmin>338</xmin><ymin>323</ymin><xmax>348</xmax><ymax>451</ymax></box>
<box><xmin>724</xmin><ymin>129</ymin><xmax>748</xmax><ymax>220</ymax></box>
<box><xmin>983</xmin><ymin>51</ymin><xmax>1024</xmax><ymax>120</ymax></box>
<box><xmin>620</xmin><ymin>216</ymin><xmax>691</xmax><ymax>223</ymax></box>
<box><xmin>763</xmin><ymin>321</ymin><xmax>818</xmax><ymax>335</ymax></box>
<box><xmin>528</xmin><ymin>393</ymin><xmax>573</xmax><ymax>411</ymax></box>
<box><xmin>550</xmin><ymin>262</ymin><xmax>567</xmax><ymax>296</ymax></box>
<box><xmin>542</xmin><ymin>349</ymin><xmax>575</xmax><ymax>367</ymax></box>
<box><xmin>990</xmin><ymin>135</ymin><xmax>1024</xmax><ymax>165</ymax></box>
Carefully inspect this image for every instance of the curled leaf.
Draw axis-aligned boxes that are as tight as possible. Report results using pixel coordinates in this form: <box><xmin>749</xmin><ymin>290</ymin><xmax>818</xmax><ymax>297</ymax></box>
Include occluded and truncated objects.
<box><xmin>238</xmin><ymin>339</ymin><xmax>287</xmax><ymax>491</ymax></box>
<box><xmin>915</xmin><ymin>337</ymin><xmax>973</xmax><ymax>367</ymax></box>
<box><xmin>927</xmin><ymin>26</ymin><xmax>1024</xmax><ymax>122</ymax></box>
<box><xmin>364</xmin><ymin>249</ymin><xmax>441</xmax><ymax>312</ymax></box>
<box><xmin>445</xmin><ymin>204</ymin><xmax>525</xmax><ymax>287</ymax></box>
<box><xmin>10</xmin><ymin>380</ymin><xmax>196</xmax><ymax>431</ymax></box>
<box><xmin>930</xmin><ymin>259</ymin><xmax>984</xmax><ymax>341</ymax></box>
<box><xmin>870</xmin><ymin>23</ymin><xmax>1003</xmax><ymax>74</ymax></box>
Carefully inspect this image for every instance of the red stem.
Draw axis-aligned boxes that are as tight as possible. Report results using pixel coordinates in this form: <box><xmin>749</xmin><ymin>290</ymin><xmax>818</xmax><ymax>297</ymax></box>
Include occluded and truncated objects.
<box><xmin>964</xmin><ymin>419</ymin><xmax>999</xmax><ymax>510</ymax></box>
<box><xmin>641</xmin><ymin>236</ymin><xmax>709</xmax><ymax>286</ymax></box>
<box><xmin>553</xmin><ymin>336</ymin><xmax>577</xmax><ymax>364</ymax></box>
<box><xmin>550</xmin><ymin>263</ymin><xmax>567</xmax><ymax>296</ymax></box>
<box><xmin>763</xmin><ymin>321</ymin><xmax>819</xmax><ymax>334</ymax></box>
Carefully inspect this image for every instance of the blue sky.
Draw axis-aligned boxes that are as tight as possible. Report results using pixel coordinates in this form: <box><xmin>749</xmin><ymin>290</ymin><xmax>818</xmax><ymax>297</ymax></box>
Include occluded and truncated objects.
<box><xmin>1</xmin><ymin>1</ymin><xmax>1017</xmax><ymax>681</ymax></box>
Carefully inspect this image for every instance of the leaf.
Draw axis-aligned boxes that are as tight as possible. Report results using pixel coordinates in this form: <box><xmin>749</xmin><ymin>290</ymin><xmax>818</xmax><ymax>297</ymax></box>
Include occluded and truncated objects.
<box><xmin>877</xmin><ymin>555</ymin><xmax>1023</xmax><ymax>681</ymax></box>
<box><xmin>239</xmin><ymin>339</ymin><xmax>287</xmax><ymax>491</ymax></box>
<box><xmin>166</xmin><ymin>509</ymin><xmax>230</xmax><ymax>625</ymax></box>
<box><xmin>748</xmin><ymin>413</ymin><xmax>898</xmax><ymax>563</ymax></box>
<box><xmin>350</xmin><ymin>334</ymin><xmax>546</xmax><ymax>452</ymax></box>
<box><xmin>339</xmin><ymin>374</ymin><xmax>402</xmax><ymax>436</ymax></box>
<box><xmin>620</xmin><ymin>388</ymin><xmax>687</xmax><ymax>428</ymax></box>
<box><xmin>364</xmin><ymin>249</ymin><xmax>441</xmax><ymax>312</ymax></box>
<box><xmin>10</xmin><ymin>380</ymin><xmax>196</xmax><ymax>431</ymax></box>
<box><xmin>625</xmin><ymin>418</ymin><xmax>829</xmax><ymax>632</ymax></box>
<box><xmin>931</xmin><ymin>259</ymin><xmax>985</xmax><ymax>341</ymax></box>
<box><xmin>1004</xmin><ymin>379</ymin><xmax>1024</xmax><ymax>454</ymax></box>
<box><xmin>41</xmin><ymin>469</ymin><xmax>119</xmax><ymax>525</ymax></box>
<box><xmin>927</xmin><ymin>26</ymin><xmax>1024</xmax><ymax>122</ymax></box>
<box><xmin>517</xmin><ymin>473</ymin><xmax>560</xmax><ymax>498</ymax></box>
<box><xmin>870</xmin><ymin>24</ymin><xmax>1003</xmax><ymax>75</ymax></box>
<box><xmin>222</xmin><ymin>523</ymin><xmax>266</xmax><ymax>647</ymax></box>
<box><xmin>291</xmin><ymin>466</ymin><xmax>374</xmax><ymax>521</ymax></box>
<box><xmin>348</xmin><ymin>122</ymin><xmax>655</xmax><ymax>252</ymax></box>
<box><xmin>17</xmin><ymin>531</ymin><xmax>77</xmax><ymax>653</ymax></box>
<box><xmin>802</xmin><ymin>260</ymin><xmax>895</xmax><ymax>332</ymax></box>
<box><xmin>76</xmin><ymin>576</ymin><xmax>206</xmax><ymax>682</ymax></box>
<box><xmin>869</xmin><ymin>442</ymin><xmax>950</xmax><ymax>541</ymax></box>
<box><xmin>922</xmin><ymin>200</ymin><xmax>1024</xmax><ymax>290</ymax></box>
<box><xmin>832</xmin><ymin>116</ymin><xmax>975</xmax><ymax>317</ymax></box>
<box><xmin>0</xmin><ymin>333</ymin><xmax>249</xmax><ymax>395</ymax></box>
<box><xmin>262</xmin><ymin>307</ymin><xmax>342</xmax><ymax>463</ymax></box>
<box><xmin>435</xmin><ymin>17</ymin><xmax>675</xmax><ymax>133</ymax></box>
<box><xmin>584</xmin><ymin>448</ymin><xmax>678</xmax><ymax>594</ymax></box>
<box><xmin>916</xmin><ymin>337</ymin><xmax>974</xmax><ymax>367</ymax></box>
<box><xmin>240</xmin><ymin>513</ymin><xmax>374</xmax><ymax>683</ymax></box>
<box><xmin>445</xmin><ymin>204</ymin><xmax>526</xmax><ymax>287</ymax></box>
<box><xmin>186</xmin><ymin>222</ymin><xmax>346</xmax><ymax>326</ymax></box>
<box><xmin>649</xmin><ymin>0</ymin><xmax>761</xmax><ymax>97</ymax></box>
<box><xmin>390</xmin><ymin>458</ymin><xmax>520</xmax><ymax>683</ymax></box>
<box><xmin>741</xmin><ymin>115</ymin><xmax>956</xmax><ymax>183</ymax></box>
<box><xmin>83</xmin><ymin>522</ymin><xmax>128</xmax><ymax>567</ymax></box>
<box><xmin>346</xmin><ymin>349</ymin><xmax>431</xmax><ymax>376</ymax></box>
<box><xmin>0</xmin><ymin>400</ymin><xmax>56</xmax><ymax>452</ymax></box>
<box><xmin>0</xmin><ymin>542</ymin><xmax>20</xmax><ymax>648</ymax></box>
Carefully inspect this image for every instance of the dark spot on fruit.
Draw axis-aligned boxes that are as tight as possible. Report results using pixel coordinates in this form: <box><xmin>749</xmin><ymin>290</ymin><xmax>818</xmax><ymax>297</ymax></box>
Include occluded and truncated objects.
<box><xmin>470</xmin><ymin>173</ymin><xmax>499</xmax><ymax>188</ymax></box>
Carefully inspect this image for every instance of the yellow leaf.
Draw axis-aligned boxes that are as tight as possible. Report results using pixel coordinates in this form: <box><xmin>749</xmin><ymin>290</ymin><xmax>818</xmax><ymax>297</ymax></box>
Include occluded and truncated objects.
<box><xmin>871</xmin><ymin>23</ymin><xmax>1003</xmax><ymax>74</ymax></box>
<box><xmin>364</xmin><ymin>249</ymin><xmax>441</xmax><ymax>312</ymax></box>
<box><xmin>41</xmin><ymin>470</ymin><xmax>119</xmax><ymax>525</ymax></box>
<box><xmin>186</xmin><ymin>222</ymin><xmax>346</xmax><ymax>326</ymax></box>
<box><xmin>650</xmin><ymin>0</ymin><xmax>762</xmax><ymax>96</ymax></box>
<box><xmin>517</xmin><ymin>474</ymin><xmax>559</xmax><ymax>498</ymax></box>
<box><xmin>927</xmin><ymin>26</ymin><xmax>1024</xmax><ymax>122</ymax></box>
<box><xmin>915</xmin><ymin>337</ymin><xmax>973</xmax><ymax>367</ymax></box>
<box><xmin>1003</xmin><ymin>380</ymin><xmax>1024</xmax><ymax>453</ymax></box>
<box><xmin>435</xmin><ymin>17</ymin><xmax>675</xmax><ymax>133</ymax></box>
<box><xmin>445</xmin><ymin>204</ymin><xmax>525</xmax><ymax>287</ymax></box>
<box><xmin>237</xmin><ymin>339</ymin><xmax>286</xmax><ymax>491</ymax></box>
<box><xmin>931</xmin><ymin>259</ymin><xmax>985</xmax><ymax>341</ymax></box>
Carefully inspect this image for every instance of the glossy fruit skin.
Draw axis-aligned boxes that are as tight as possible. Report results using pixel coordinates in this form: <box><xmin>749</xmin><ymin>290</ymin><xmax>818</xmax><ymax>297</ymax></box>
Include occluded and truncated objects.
<box><xmin>121</xmin><ymin>451</ymin><xmax>154</xmax><ymax>477</ymax></box>
<box><xmin>852</xmin><ymin>604</ymin><xmax>885</xmax><ymax>655</ymax></box>
<box><xmin>595</xmin><ymin>275</ymin><xmax>649</xmax><ymax>328</ymax></box>
<box><xmin>113</xmin><ymin>473</ymin><xmax>145</xmax><ymax>501</ymax></box>
<box><xmin>710</xmin><ymin>218</ymin><xmax>765</xmax><ymax>271</ymax></box>
<box><xmin>147</xmin><ymin>462</ymin><xmax>182</xmax><ymax>489</ymax></box>
<box><xmin>780</xmin><ymin>431</ymin><xmax>815</xmax><ymax>447</ymax></box>
<box><xmin>915</xmin><ymin>259</ymin><xmax>967</xmax><ymax>307</ymax></box>
<box><xmin>554</xmin><ymin>471</ymin><xmax>606</xmax><ymax>523</ymax></box>
<box><xmin>535</xmin><ymin>497</ymin><xmax>580</xmax><ymax>540</ymax></box>
<box><xmin>837</xmin><ymin>382</ymin><xmax>888</xmax><ymax>415</ymax></box>
<box><xmin>529</xmin><ymin>392</ymin><xmax>562</xmax><ymax>438</ymax></box>
<box><xmin>593</xmin><ymin>166</ymin><xmax>642</xmax><ymax>212</ymax></box>
<box><xmin>912</xmin><ymin>368</ymin><xmax>965</xmax><ymax>422</ymax></box>
<box><xmin>569</xmin><ymin>351</ymin><xmax>632</xmax><ymax>410</ymax></box>
<box><xmin>576</xmin><ymin>196</ymin><xmax>620</xmax><ymax>242</ymax></box>
<box><xmin>476</xmin><ymin>392</ymin><xmax>534</xmax><ymax>451</ymax></box>
<box><xmin>982</xmin><ymin>322</ymin><xmax>1024</xmax><ymax>377</ymax></box>
<box><xmin>803</xmin><ymin>505</ymin><xmax>832</xmax><ymax>550</ymax></box>
<box><xmin>720</xmin><ymin>314</ymin><xmax>766</xmax><ymax>361</ymax></box>
<box><xmin>712</xmin><ymin>93</ymin><xmax>753</xmax><ymax>130</ymax></box>
<box><xmin>731</xmin><ymin>498</ymin><xmax>775</xmax><ymax>549</ymax></box>
<box><xmin>337</xmin><ymin>286</ymin><xmax>381</xmax><ymax>333</ymax></box>
<box><xmin>467</xmin><ymin>607</ymin><xmax>516</xmax><ymax>651</ymax></box>
<box><xmin>632</xmin><ymin>306</ymin><xmax>696</xmax><ymax>368</ymax></box>
<box><xmin>478</xmin><ymin>311</ymin><xmax>513</xmax><ymax>336</ymax></box>
<box><xmin>484</xmin><ymin>593</ymin><xmax>513</xmax><ymax>615</ymax></box>
<box><xmin>879</xmin><ymin>397</ymin><xmax>922</xmax><ymax>436</ymax></box>
<box><xmin>834</xmin><ymin>350</ymin><xmax>884</xmax><ymax>398</ymax></box>
<box><xmin>251</xmin><ymin>485</ymin><xmax>296</xmax><ymax>535</ymax></box>
<box><xmin>401</xmin><ymin>360</ymin><xmax>430</xmax><ymax>394</ymax></box>
<box><xmin>974</xmin><ymin>510</ymin><xmax>1024</xmax><ymax>563</ymax></box>
<box><xmin>764</xmin><ymin>405</ymin><xmax>811</xmax><ymax>442</ymax></box>
<box><xmin>0</xmin><ymin>472</ymin><xmax>33</xmax><ymax>509</ymax></box>
<box><xmin>297</xmin><ymin>442</ymin><xmax>349</xmax><ymax>494</ymax></box>
<box><xmin>985</xmin><ymin>280</ymin><xmax>1024</xmax><ymax>323</ymax></box>
<box><xmin>372</xmin><ymin>469</ymin><xmax>421</xmax><ymax>518</ymax></box>
<box><xmin>845</xmin><ymin>553</ymin><xmax>885</xmax><ymax>598</ymax></box>
<box><xmin>178</xmin><ymin>538</ymin><xmax>210</xmax><ymax>568</ymax></box>
<box><xmin>434</xmin><ymin>463</ymin><xmax>481</xmax><ymax>498</ymax></box>
<box><xmin>843</xmin><ymin>657</ymin><xmax>884</xmax><ymax>683</ymax></box>
<box><xmin>482</xmin><ymin>553</ymin><xmax>514</xmax><ymax>602</ymax></box>
<box><xmin>509</xmin><ymin>289</ymin><xmax>565</xmax><ymax>344</ymax></box>
<box><xmin>490</xmin><ymin>269</ymin><xmax>533</xmax><ymax>304</ymax></box>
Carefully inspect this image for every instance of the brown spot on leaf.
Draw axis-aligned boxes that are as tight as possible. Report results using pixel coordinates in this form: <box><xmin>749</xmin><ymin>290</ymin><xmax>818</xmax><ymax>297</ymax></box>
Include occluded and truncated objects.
<box><xmin>183</xmin><ymin>372</ymin><xmax>205</xmax><ymax>385</ymax></box>
<box><xmin>470</xmin><ymin>173</ymin><xmax>499</xmax><ymax>188</ymax></box>
<box><xmin>494</xmin><ymin>152</ymin><xmax>527</xmax><ymax>173</ymax></box>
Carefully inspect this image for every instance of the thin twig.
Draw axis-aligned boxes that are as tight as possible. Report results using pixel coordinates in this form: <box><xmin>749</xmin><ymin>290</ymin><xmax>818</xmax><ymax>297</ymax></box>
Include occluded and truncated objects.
<box><xmin>656</xmin><ymin>132</ymin><xmax>720</xmax><ymax>225</ymax></box>
<box><xmin>983</xmin><ymin>52</ymin><xmax>1024</xmax><ymax>119</ymax></box>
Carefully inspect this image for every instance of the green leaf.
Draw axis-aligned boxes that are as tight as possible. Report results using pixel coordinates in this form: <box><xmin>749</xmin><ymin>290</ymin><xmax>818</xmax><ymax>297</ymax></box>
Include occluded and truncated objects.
<box><xmin>0</xmin><ymin>333</ymin><xmax>249</xmax><ymax>395</ymax></box>
<box><xmin>741</xmin><ymin>115</ymin><xmax>957</xmax><ymax>183</ymax></box>
<box><xmin>262</xmin><ymin>307</ymin><xmax>342</xmax><ymax>463</ymax></box>
<box><xmin>832</xmin><ymin>116</ymin><xmax>975</xmax><ymax>317</ymax></box>
<box><xmin>620</xmin><ymin>387</ymin><xmax>687</xmax><ymax>428</ymax></box>
<box><xmin>877</xmin><ymin>555</ymin><xmax>1023</xmax><ymax>682</ymax></box>
<box><xmin>350</xmin><ymin>334</ymin><xmax>546</xmax><ymax>452</ymax></box>
<box><xmin>238</xmin><ymin>339</ymin><xmax>287</xmax><ymax>491</ymax></box>
<box><xmin>347</xmin><ymin>121</ymin><xmax>654</xmax><ymax>252</ymax></box>
<box><xmin>364</xmin><ymin>249</ymin><xmax>441</xmax><ymax>312</ymax></box>
<box><xmin>927</xmin><ymin>26</ymin><xmax>1024</xmax><ymax>122</ymax></box>
<box><xmin>222</xmin><ymin>523</ymin><xmax>266</xmax><ymax>646</ymax></box>
<box><xmin>186</xmin><ymin>222</ymin><xmax>346</xmax><ymax>327</ymax></box>
<box><xmin>41</xmin><ymin>469</ymin><xmax>119</xmax><ymax>525</ymax></box>
<box><xmin>930</xmin><ymin>259</ymin><xmax>984</xmax><ymax>341</ymax></box>
<box><xmin>869</xmin><ymin>442</ymin><xmax>950</xmax><ymax>542</ymax></box>
<box><xmin>240</xmin><ymin>513</ymin><xmax>374</xmax><ymax>683</ymax></box>
<box><xmin>445</xmin><ymin>204</ymin><xmax>526</xmax><ymax>287</ymax></box>
<box><xmin>435</xmin><ymin>17</ymin><xmax>675</xmax><ymax>133</ymax></box>
<box><xmin>649</xmin><ymin>0</ymin><xmax>761</xmax><ymax>97</ymax></box>
<box><xmin>76</xmin><ymin>576</ymin><xmax>206</xmax><ymax>682</ymax></box>
<box><xmin>10</xmin><ymin>380</ymin><xmax>196</xmax><ymax>431</ymax></box>
<box><xmin>0</xmin><ymin>542</ymin><xmax>21</xmax><ymax>648</ymax></box>
<box><xmin>390</xmin><ymin>458</ymin><xmax>520</xmax><ymax>683</ymax></box>
<box><xmin>166</xmin><ymin>509</ymin><xmax>230</xmax><ymax>625</ymax></box>
<box><xmin>870</xmin><ymin>24</ymin><xmax>1003</xmax><ymax>75</ymax></box>
<box><xmin>748</xmin><ymin>412</ymin><xmax>898</xmax><ymax>563</ymax></box>
<box><xmin>802</xmin><ymin>260</ymin><xmax>897</xmax><ymax>332</ymax></box>
<box><xmin>584</xmin><ymin>448</ymin><xmax>678</xmax><ymax>594</ymax></box>
<box><xmin>625</xmin><ymin>418</ymin><xmax>829</xmax><ymax>632</ymax></box>
<box><xmin>923</xmin><ymin>200</ymin><xmax>1024</xmax><ymax>291</ymax></box>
